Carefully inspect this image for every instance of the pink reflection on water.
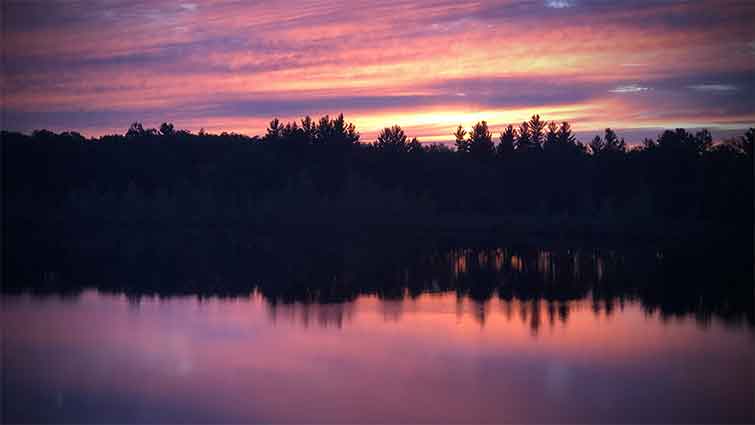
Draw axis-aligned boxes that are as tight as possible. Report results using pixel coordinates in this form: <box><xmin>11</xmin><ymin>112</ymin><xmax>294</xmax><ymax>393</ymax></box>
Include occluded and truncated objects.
<box><xmin>2</xmin><ymin>291</ymin><xmax>754</xmax><ymax>423</ymax></box>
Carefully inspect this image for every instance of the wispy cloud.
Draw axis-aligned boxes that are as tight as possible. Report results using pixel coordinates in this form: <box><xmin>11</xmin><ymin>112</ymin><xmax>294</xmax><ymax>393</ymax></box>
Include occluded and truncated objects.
<box><xmin>610</xmin><ymin>85</ymin><xmax>650</xmax><ymax>94</ymax></box>
<box><xmin>688</xmin><ymin>84</ymin><xmax>737</xmax><ymax>92</ymax></box>
<box><xmin>545</xmin><ymin>0</ymin><xmax>575</xmax><ymax>8</ymax></box>
<box><xmin>179</xmin><ymin>3</ymin><xmax>198</xmax><ymax>12</ymax></box>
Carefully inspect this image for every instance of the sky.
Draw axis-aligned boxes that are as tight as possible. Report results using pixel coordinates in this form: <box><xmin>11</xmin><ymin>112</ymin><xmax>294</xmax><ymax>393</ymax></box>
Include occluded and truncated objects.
<box><xmin>2</xmin><ymin>0</ymin><xmax>754</xmax><ymax>143</ymax></box>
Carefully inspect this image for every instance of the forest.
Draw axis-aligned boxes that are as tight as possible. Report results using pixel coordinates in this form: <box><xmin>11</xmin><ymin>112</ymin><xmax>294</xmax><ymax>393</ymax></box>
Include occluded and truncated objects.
<box><xmin>3</xmin><ymin>113</ymin><xmax>752</xmax><ymax>233</ymax></box>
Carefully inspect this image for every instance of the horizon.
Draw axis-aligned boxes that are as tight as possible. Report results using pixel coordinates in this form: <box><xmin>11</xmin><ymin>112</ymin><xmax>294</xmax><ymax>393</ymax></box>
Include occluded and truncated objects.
<box><xmin>2</xmin><ymin>0</ymin><xmax>754</xmax><ymax>142</ymax></box>
<box><xmin>4</xmin><ymin>117</ymin><xmax>750</xmax><ymax>147</ymax></box>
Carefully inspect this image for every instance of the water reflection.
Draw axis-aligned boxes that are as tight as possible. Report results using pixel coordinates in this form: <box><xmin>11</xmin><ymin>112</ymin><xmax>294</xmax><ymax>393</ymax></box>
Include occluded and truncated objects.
<box><xmin>256</xmin><ymin>245</ymin><xmax>752</xmax><ymax>331</ymax></box>
<box><xmin>3</xmin><ymin>289</ymin><xmax>754</xmax><ymax>423</ymax></box>
<box><xmin>266</xmin><ymin>294</ymin><xmax>640</xmax><ymax>334</ymax></box>
<box><xmin>268</xmin><ymin>296</ymin><xmax>358</xmax><ymax>328</ymax></box>
<box><xmin>6</xmin><ymin>245</ymin><xmax>753</xmax><ymax>331</ymax></box>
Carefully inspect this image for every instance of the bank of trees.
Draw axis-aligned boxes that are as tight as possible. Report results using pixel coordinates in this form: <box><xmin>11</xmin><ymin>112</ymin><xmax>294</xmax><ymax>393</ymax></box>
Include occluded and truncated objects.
<box><xmin>2</xmin><ymin>113</ymin><xmax>752</xmax><ymax>231</ymax></box>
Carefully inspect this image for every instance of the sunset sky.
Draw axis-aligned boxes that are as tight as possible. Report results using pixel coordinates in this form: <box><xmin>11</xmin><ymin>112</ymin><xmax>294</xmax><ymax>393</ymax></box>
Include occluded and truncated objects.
<box><xmin>2</xmin><ymin>0</ymin><xmax>754</xmax><ymax>143</ymax></box>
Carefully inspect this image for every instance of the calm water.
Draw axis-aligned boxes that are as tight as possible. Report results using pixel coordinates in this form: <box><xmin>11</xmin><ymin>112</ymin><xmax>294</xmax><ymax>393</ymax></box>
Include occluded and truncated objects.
<box><xmin>2</xmin><ymin>247</ymin><xmax>754</xmax><ymax>423</ymax></box>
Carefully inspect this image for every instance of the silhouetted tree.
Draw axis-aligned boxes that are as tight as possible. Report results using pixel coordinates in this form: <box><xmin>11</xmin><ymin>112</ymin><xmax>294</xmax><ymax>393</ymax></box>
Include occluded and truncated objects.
<box><xmin>497</xmin><ymin>125</ymin><xmax>516</xmax><ymax>158</ymax></box>
<box><xmin>468</xmin><ymin>121</ymin><xmax>495</xmax><ymax>158</ymax></box>
<box><xmin>603</xmin><ymin>128</ymin><xmax>626</xmax><ymax>153</ymax></box>
<box><xmin>642</xmin><ymin>137</ymin><xmax>657</xmax><ymax>151</ymax></box>
<box><xmin>60</xmin><ymin>131</ymin><xmax>86</xmax><ymax>143</ymax></box>
<box><xmin>375</xmin><ymin>125</ymin><xmax>409</xmax><ymax>153</ymax></box>
<box><xmin>528</xmin><ymin>114</ymin><xmax>546</xmax><ymax>150</ymax></box>
<box><xmin>264</xmin><ymin>118</ymin><xmax>284</xmax><ymax>142</ymax></box>
<box><xmin>557</xmin><ymin>122</ymin><xmax>577</xmax><ymax>146</ymax></box>
<box><xmin>315</xmin><ymin>114</ymin><xmax>359</xmax><ymax>147</ymax></box>
<box><xmin>159</xmin><ymin>122</ymin><xmax>175</xmax><ymax>137</ymax></box>
<box><xmin>281</xmin><ymin>121</ymin><xmax>311</xmax><ymax>147</ymax></box>
<box><xmin>126</xmin><ymin>122</ymin><xmax>155</xmax><ymax>139</ymax></box>
<box><xmin>315</xmin><ymin>114</ymin><xmax>359</xmax><ymax>146</ymax></box>
<box><xmin>126</xmin><ymin>122</ymin><xmax>144</xmax><ymax>138</ymax></box>
<box><xmin>544</xmin><ymin>121</ymin><xmax>559</xmax><ymax>151</ymax></box>
<box><xmin>694</xmin><ymin>129</ymin><xmax>713</xmax><ymax>155</ymax></box>
<box><xmin>744</xmin><ymin>128</ymin><xmax>754</xmax><ymax>158</ymax></box>
<box><xmin>407</xmin><ymin>137</ymin><xmax>423</xmax><ymax>154</ymax></box>
<box><xmin>454</xmin><ymin>125</ymin><xmax>469</xmax><ymax>153</ymax></box>
<box><xmin>589</xmin><ymin>134</ymin><xmax>605</xmax><ymax>155</ymax></box>
<box><xmin>301</xmin><ymin>116</ymin><xmax>317</xmax><ymax>143</ymax></box>
<box><xmin>726</xmin><ymin>128</ymin><xmax>754</xmax><ymax>158</ymax></box>
<box><xmin>515</xmin><ymin>122</ymin><xmax>531</xmax><ymax>151</ymax></box>
<box><xmin>656</xmin><ymin>128</ymin><xmax>698</xmax><ymax>153</ymax></box>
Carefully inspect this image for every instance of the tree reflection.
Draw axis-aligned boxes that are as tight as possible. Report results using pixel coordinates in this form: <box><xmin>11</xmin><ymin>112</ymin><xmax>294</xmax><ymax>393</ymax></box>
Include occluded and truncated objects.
<box><xmin>6</xmin><ymin>239</ymin><xmax>751</xmax><ymax>332</ymax></box>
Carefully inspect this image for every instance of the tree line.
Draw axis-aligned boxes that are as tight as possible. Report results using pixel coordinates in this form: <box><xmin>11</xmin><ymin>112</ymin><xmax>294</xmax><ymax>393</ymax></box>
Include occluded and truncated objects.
<box><xmin>2</xmin><ymin>113</ymin><xmax>752</xmax><ymax>233</ymax></box>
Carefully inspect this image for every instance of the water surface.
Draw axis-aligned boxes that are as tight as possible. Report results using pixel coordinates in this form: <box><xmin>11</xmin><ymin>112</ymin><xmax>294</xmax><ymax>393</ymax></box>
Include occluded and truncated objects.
<box><xmin>3</xmin><ymin>246</ymin><xmax>753</xmax><ymax>423</ymax></box>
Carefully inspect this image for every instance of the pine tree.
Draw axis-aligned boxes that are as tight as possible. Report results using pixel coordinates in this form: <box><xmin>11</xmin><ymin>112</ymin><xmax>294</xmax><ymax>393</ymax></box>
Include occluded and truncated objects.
<box><xmin>454</xmin><ymin>125</ymin><xmax>469</xmax><ymax>153</ymax></box>
<box><xmin>528</xmin><ymin>114</ymin><xmax>546</xmax><ymax>149</ymax></box>
<box><xmin>468</xmin><ymin>121</ymin><xmax>495</xmax><ymax>157</ymax></box>
<box><xmin>589</xmin><ymin>134</ymin><xmax>605</xmax><ymax>155</ymax></box>
<box><xmin>375</xmin><ymin>125</ymin><xmax>408</xmax><ymax>153</ymax></box>
<box><xmin>497</xmin><ymin>125</ymin><xmax>516</xmax><ymax>158</ymax></box>
<box><xmin>516</xmin><ymin>122</ymin><xmax>532</xmax><ymax>151</ymax></box>
<box><xmin>544</xmin><ymin>121</ymin><xmax>559</xmax><ymax>151</ymax></box>
<box><xmin>557</xmin><ymin>122</ymin><xmax>577</xmax><ymax>146</ymax></box>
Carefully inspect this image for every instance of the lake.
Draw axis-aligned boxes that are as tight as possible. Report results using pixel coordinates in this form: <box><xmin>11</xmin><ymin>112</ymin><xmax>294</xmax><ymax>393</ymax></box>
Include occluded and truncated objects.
<box><xmin>2</xmin><ymin>245</ymin><xmax>753</xmax><ymax>423</ymax></box>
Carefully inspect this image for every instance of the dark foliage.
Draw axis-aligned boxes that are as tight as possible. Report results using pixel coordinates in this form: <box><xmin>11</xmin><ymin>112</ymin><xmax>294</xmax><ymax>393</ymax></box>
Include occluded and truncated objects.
<box><xmin>3</xmin><ymin>114</ymin><xmax>751</xmax><ymax>229</ymax></box>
